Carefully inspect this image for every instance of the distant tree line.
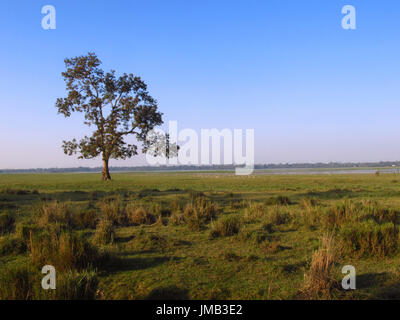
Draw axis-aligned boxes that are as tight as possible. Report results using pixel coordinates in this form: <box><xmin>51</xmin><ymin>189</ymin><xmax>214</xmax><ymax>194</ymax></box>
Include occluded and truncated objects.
<box><xmin>1</xmin><ymin>161</ymin><xmax>400</xmax><ymax>174</ymax></box>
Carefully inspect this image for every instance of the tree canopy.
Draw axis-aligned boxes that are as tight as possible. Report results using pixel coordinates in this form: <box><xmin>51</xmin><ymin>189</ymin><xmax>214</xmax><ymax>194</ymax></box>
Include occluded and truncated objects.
<box><xmin>56</xmin><ymin>53</ymin><xmax>163</xmax><ymax>180</ymax></box>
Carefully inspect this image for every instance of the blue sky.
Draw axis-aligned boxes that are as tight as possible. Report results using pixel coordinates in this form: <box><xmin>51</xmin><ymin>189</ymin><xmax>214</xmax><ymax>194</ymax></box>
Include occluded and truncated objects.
<box><xmin>0</xmin><ymin>0</ymin><xmax>400</xmax><ymax>168</ymax></box>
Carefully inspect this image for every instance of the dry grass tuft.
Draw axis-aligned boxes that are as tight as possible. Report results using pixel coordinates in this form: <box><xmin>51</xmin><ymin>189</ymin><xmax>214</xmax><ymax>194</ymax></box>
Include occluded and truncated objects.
<box><xmin>94</xmin><ymin>218</ymin><xmax>115</xmax><ymax>245</ymax></box>
<box><xmin>126</xmin><ymin>204</ymin><xmax>156</xmax><ymax>226</ymax></box>
<box><xmin>302</xmin><ymin>234</ymin><xmax>338</xmax><ymax>299</ymax></box>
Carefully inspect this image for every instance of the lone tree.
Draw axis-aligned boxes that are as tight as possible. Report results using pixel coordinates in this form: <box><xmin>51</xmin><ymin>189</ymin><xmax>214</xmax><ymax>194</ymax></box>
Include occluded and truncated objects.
<box><xmin>56</xmin><ymin>53</ymin><xmax>163</xmax><ymax>180</ymax></box>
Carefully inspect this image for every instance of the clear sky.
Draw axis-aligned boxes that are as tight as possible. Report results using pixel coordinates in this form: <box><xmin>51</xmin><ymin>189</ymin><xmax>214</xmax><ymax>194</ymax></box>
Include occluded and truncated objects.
<box><xmin>1</xmin><ymin>0</ymin><xmax>400</xmax><ymax>169</ymax></box>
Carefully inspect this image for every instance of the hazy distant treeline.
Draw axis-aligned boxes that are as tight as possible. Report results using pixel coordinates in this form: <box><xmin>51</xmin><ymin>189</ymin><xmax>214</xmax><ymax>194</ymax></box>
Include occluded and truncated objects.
<box><xmin>1</xmin><ymin>161</ymin><xmax>399</xmax><ymax>174</ymax></box>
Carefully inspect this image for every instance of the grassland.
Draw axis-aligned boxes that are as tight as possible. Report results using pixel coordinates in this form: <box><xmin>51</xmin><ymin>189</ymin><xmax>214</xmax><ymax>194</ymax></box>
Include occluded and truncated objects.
<box><xmin>1</xmin><ymin>172</ymin><xmax>400</xmax><ymax>300</ymax></box>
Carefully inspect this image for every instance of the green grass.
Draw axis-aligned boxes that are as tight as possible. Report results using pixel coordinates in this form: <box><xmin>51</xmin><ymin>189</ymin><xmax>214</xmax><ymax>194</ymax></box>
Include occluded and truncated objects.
<box><xmin>1</xmin><ymin>172</ymin><xmax>400</xmax><ymax>300</ymax></box>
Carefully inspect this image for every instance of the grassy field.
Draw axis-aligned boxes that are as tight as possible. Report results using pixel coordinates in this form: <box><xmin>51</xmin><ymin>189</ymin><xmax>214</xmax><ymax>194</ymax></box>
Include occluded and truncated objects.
<box><xmin>1</xmin><ymin>172</ymin><xmax>400</xmax><ymax>300</ymax></box>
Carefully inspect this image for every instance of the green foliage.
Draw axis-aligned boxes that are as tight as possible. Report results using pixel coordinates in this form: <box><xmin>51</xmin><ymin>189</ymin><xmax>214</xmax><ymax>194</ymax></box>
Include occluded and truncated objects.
<box><xmin>0</xmin><ymin>235</ymin><xmax>26</xmax><ymax>255</ymax></box>
<box><xmin>265</xmin><ymin>195</ymin><xmax>291</xmax><ymax>206</ymax></box>
<box><xmin>339</xmin><ymin>221</ymin><xmax>399</xmax><ymax>257</ymax></box>
<box><xmin>0</xmin><ymin>264</ymin><xmax>41</xmax><ymax>300</ymax></box>
<box><xmin>183</xmin><ymin>198</ymin><xmax>219</xmax><ymax>231</ymax></box>
<box><xmin>210</xmin><ymin>216</ymin><xmax>242</xmax><ymax>238</ymax></box>
<box><xmin>0</xmin><ymin>212</ymin><xmax>15</xmax><ymax>235</ymax></box>
<box><xmin>0</xmin><ymin>265</ymin><xmax>98</xmax><ymax>300</ymax></box>
<box><xmin>56</xmin><ymin>52</ymin><xmax>163</xmax><ymax>180</ymax></box>
<box><xmin>99</xmin><ymin>197</ymin><xmax>127</xmax><ymax>226</ymax></box>
<box><xmin>265</xmin><ymin>206</ymin><xmax>291</xmax><ymax>225</ymax></box>
<box><xmin>94</xmin><ymin>218</ymin><xmax>115</xmax><ymax>245</ymax></box>
<box><xmin>126</xmin><ymin>203</ymin><xmax>156</xmax><ymax>226</ymax></box>
<box><xmin>29</xmin><ymin>230</ymin><xmax>100</xmax><ymax>272</ymax></box>
<box><xmin>75</xmin><ymin>208</ymin><xmax>98</xmax><ymax>229</ymax></box>
<box><xmin>54</xmin><ymin>270</ymin><xmax>98</xmax><ymax>300</ymax></box>
<box><xmin>244</xmin><ymin>202</ymin><xmax>266</xmax><ymax>222</ymax></box>
<box><xmin>34</xmin><ymin>201</ymin><xmax>75</xmax><ymax>229</ymax></box>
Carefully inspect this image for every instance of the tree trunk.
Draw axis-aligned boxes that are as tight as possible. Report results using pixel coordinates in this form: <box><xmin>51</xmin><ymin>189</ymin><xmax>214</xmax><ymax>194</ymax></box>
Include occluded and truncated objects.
<box><xmin>102</xmin><ymin>158</ymin><xmax>111</xmax><ymax>181</ymax></box>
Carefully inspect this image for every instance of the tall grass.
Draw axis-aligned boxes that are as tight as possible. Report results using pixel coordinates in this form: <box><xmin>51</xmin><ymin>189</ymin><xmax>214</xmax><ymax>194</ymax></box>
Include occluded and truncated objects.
<box><xmin>244</xmin><ymin>202</ymin><xmax>265</xmax><ymax>222</ymax></box>
<box><xmin>265</xmin><ymin>195</ymin><xmax>291</xmax><ymax>206</ymax></box>
<box><xmin>94</xmin><ymin>218</ymin><xmax>115</xmax><ymax>245</ymax></box>
<box><xmin>210</xmin><ymin>216</ymin><xmax>242</xmax><ymax>238</ymax></box>
<box><xmin>265</xmin><ymin>206</ymin><xmax>290</xmax><ymax>225</ymax></box>
<box><xmin>182</xmin><ymin>198</ymin><xmax>219</xmax><ymax>231</ymax></box>
<box><xmin>302</xmin><ymin>234</ymin><xmax>338</xmax><ymax>299</ymax></box>
<box><xmin>29</xmin><ymin>230</ymin><xmax>99</xmax><ymax>272</ymax></box>
<box><xmin>339</xmin><ymin>220</ymin><xmax>399</xmax><ymax>257</ymax></box>
<box><xmin>99</xmin><ymin>197</ymin><xmax>127</xmax><ymax>226</ymax></box>
<box><xmin>0</xmin><ymin>212</ymin><xmax>15</xmax><ymax>235</ymax></box>
<box><xmin>0</xmin><ymin>265</ymin><xmax>41</xmax><ymax>300</ymax></box>
<box><xmin>0</xmin><ymin>265</ymin><xmax>98</xmax><ymax>300</ymax></box>
<box><xmin>34</xmin><ymin>201</ymin><xmax>75</xmax><ymax>229</ymax></box>
<box><xmin>54</xmin><ymin>270</ymin><xmax>98</xmax><ymax>300</ymax></box>
<box><xmin>126</xmin><ymin>203</ymin><xmax>156</xmax><ymax>226</ymax></box>
<box><xmin>0</xmin><ymin>234</ymin><xmax>26</xmax><ymax>255</ymax></box>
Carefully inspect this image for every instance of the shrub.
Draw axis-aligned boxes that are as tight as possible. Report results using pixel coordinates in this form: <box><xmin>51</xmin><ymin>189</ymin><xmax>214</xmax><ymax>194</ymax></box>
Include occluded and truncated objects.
<box><xmin>94</xmin><ymin>219</ymin><xmax>115</xmax><ymax>245</ymax></box>
<box><xmin>210</xmin><ymin>216</ymin><xmax>242</xmax><ymax>238</ymax></box>
<box><xmin>265</xmin><ymin>195</ymin><xmax>291</xmax><ymax>206</ymax></box>
<box><xmin>75</xmin><ymin>208</ymin><xmax>98</xmax><ymax>229</ymax></box>
<box><xmin>298</xmin><ymin>207</ymin><xmax>321</xmax><ymax>229</ymax></box>
<box><xmin>265</xmin><ymin>206</ymin><xmax>290</xmax><ymax>225</ymax></box>
<box><xmin>0</xmin><ymin>235</ymin><xmax>26</xmax><ymax>255</ymax></box>
<box><xmin>362</xmin><ymin>201</ymin><xmax>400</xmax><ymax>225</ymax></box>
<box><xmin>302</xmin><ymin>234</ymin><xmax>338</xmax><ymax>299</ymax></box>
<box><xmin>0</xmin><ymin>264</ymin><xmax>41</xmax><ymax>300</ymax></box>
<box><xmin>0</xmin><ymin>212</ymin><xmax>15</xmax><ymax>235</ymax></box>
<box><xmin>15</xmin><ymin>223</ymin><xmax>38</xmax><ymax>243</ymax></box>
<box><xmin>169</xmin><ymin>200</ymin><xmax>182</xmax><ymax>213</ymax></box>
<box><xmin>321</xmin><ymin>201</ymin><xmax>358</xmax><ymax>229</ymax></box>
<box><xmin>54</xmin><ymin>269</ymin><xmax>98</xmax><ymax>300</ymax></box>
<box><xmin>192</xmin><ymin>197</ymin><xmax>219</xmax><ymax>221</ymax></box>
<box><xmin>187</xmin><ymin>190</ymin><xmax>205</xmax><ymax>201</ymax></box>
<box><xmin>0</xmin><ymin>265</ymin><xmax>98</xmax><ymax>300</ymax></box>
<box><xmin>339</xmin><ymin>220</ymin><xmax>399</xmax><ymax>257</ymax></box>
<box><xmin>244</xmin><ymin>202</ymin><xmax>266</xmax><ymax>222</ymax></box>
<box><xmin>29</xmin><ymin>230</ymin><xmax>100</xmax><ymax>272</ymax></box>
<box><xmin>168</xmin><ymin>210</ymin><xmax>185</xmax><ymax>226</ymax></box>
<box><xmin>183</xmin><ymin>198</ymin><xmax>219</xmax><ymax>231</ymax></box>
<box><xmin>184</xmin><ymin>204</ymin><xmax>203</xmax><ymax>231</ymax></box>
<box><xmin>99</xmin><ymin>197</ymin><xmax>127</xmax><ymax>226</ymax></box>
<box><xmin>126</xmin><ymin>204</ymin><xmax>156</xmax><ymax>226</ymax></box>
<box><xmin>34</xmin><ymin>201</ymin><xmax>75</xmax><ymax>229</ymax></box>
<box><xmin>133</xmin><ymin>233</ymin><xmax>169</xmax><ymax>252</ymax></box>
<box><xmin>300</xmin><ymin>197</ymin><xmax>319</xmax><ymax>210</ymax></box>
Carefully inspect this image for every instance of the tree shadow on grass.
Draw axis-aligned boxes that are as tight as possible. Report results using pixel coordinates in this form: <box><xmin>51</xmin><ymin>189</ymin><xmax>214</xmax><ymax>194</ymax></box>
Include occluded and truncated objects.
<box><xmin>356</xmin><ymin>272</ymin><xmax>390</xmax><ymax>290</ymax></box>
<box><xmin>355</xmin><ymin>272</ymin><xmax>400</xmax><ymax>299</ymax></box>
<box><xmin>299</xmin><ymin>188</ymin><xmax>355</xmax><ymax>200</ymax></box>
<box><xmin>107</xmin><ymin>256</ymin><xmax>182</xmax><ymax>273</ymax></box>
<box><xmin>146</xmin><ymin>286</ymin><xmax>190</xmax><ymax>300</ymax></box>
<box><xmin>349</xmin><ymin>272</ymin><xmax>400</xmax><ymax>299</ymax></box>
<box><xmin>373</xmin><ymin>282</ymin><xmax>400</xmax><ymax>299</ymax></box>
<box><xmin>114</xmin><ymin>235</ymin><xmax>135</xmax><ymax>243</ymax></box>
